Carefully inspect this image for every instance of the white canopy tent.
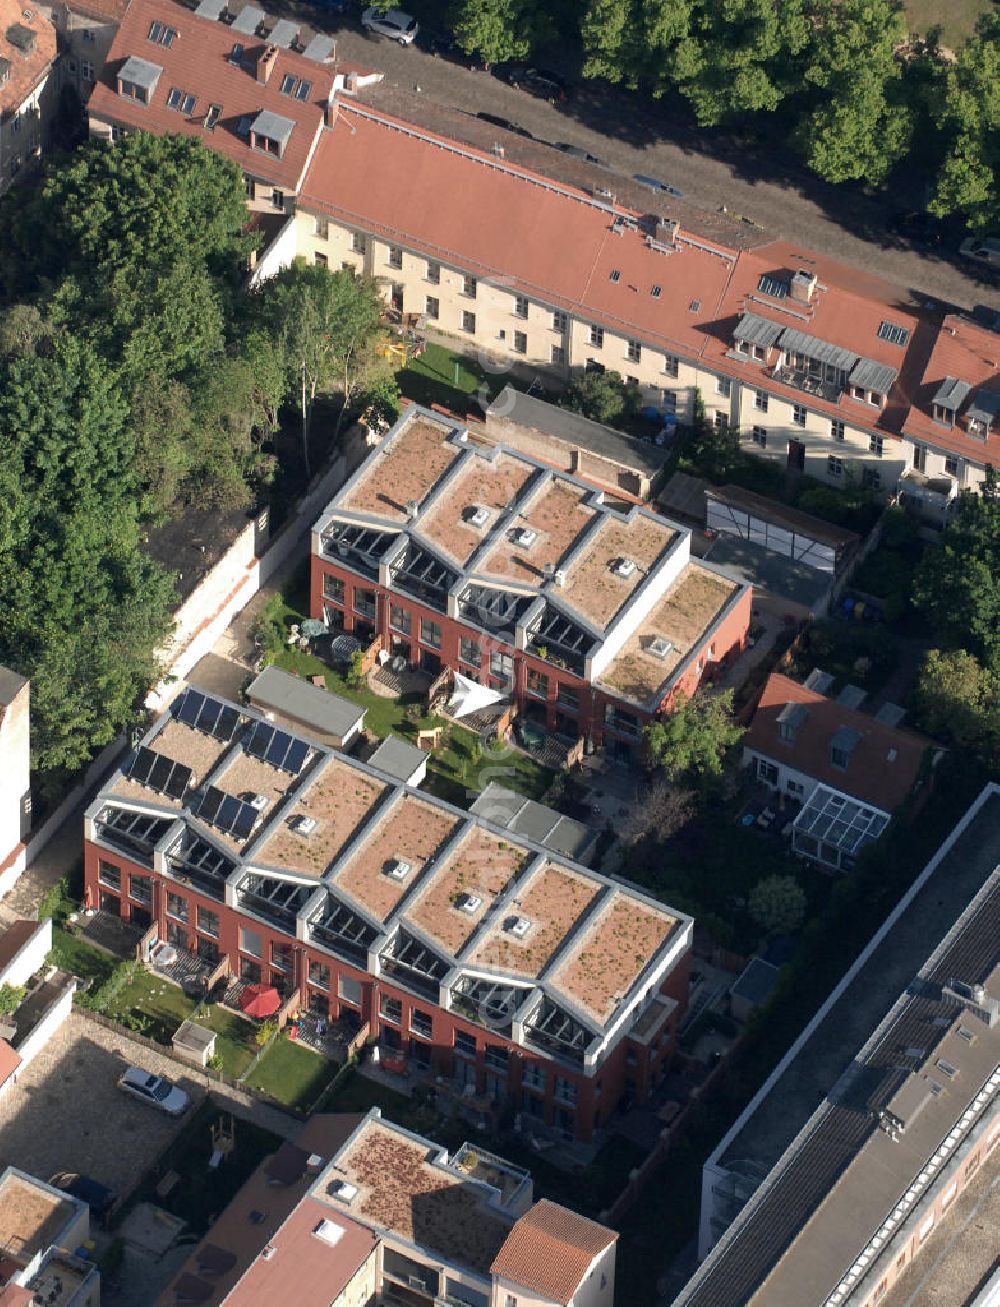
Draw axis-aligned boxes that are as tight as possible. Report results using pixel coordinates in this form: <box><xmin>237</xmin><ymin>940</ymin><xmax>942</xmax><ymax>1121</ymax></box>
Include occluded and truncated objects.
<box><xmin>447</xmin><ymin>672</ymin><xmax>505</xmax><ymax>720</ymax></box>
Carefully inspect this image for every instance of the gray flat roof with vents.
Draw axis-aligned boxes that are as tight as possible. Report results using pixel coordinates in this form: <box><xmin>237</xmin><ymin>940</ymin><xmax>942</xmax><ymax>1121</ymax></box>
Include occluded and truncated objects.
<box><xmin>730</xmin><ymin>958</ymin><xmax>781</xmax><ymax>1008</ymax></box>
<box><xmin>734</xmin><ymin>312</ymin><xmax>784</xmax><ymax>349</ymax></box>
<box><xmin>246</xmin><ymin>665</ymin><xmax>364</xmax><ymax>740</ymax></box>
<box><xmin>194</xmin><ymin>0</ymin><xmax>226</xmax><ymax>17</ymax></box>
<box><xmin>268</xmin><ymin>18</ymin><xmax>299</xmax><ymax>46</ymax></box>
<box><xmin>932</xmin><ymin>376</ymin><xmax>972</xmax><ymax>410</ymax></box>
<box><xmin>779</xmin><ymin>326</ymin><xmax>858</xmax><ymax>372</ymax></box>
<box><xmin>231</xmin><ymin>4</ymin><xmax>264</xmax><ymax>33</ymax></box>
<box><xmin>485</xmin><ymin>385</ymin><xmax>669</xmax><ymax>479</ymax></box>
<box><xmin>470</xmin><ymin>782</ymin><xmax>597</xmax><ymax>863</ymax></box>
<box><xmin>251</xmin><ymin>108</ymin><xmax>295</xmax><ymax>146</ymax></box>
<box><xmin>368</xmin><ymin>735</ymin><xmax>428</xmax><ymax>783</ymax></box>
<box><xmin>302</xmin><ymin>33</ymin><xmax>336</xmax><ymax>61</ymax></box>
<box><xmin>849</xmin><ymin>357</ymin><xmax>898</xmax><ymax>394</ymax></box>
<box><xmin>678</xmin><ymin>784</ymin><xmax>1000</xmax><ymax>1307</ymax></box>
<box><xmin>119</xmin><ymin>54</ymin><xmax>163</xmax><ymax>90</ymax></box>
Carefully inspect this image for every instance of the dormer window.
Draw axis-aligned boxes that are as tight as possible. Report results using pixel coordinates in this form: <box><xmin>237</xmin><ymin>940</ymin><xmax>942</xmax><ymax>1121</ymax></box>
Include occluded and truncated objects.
<box><xmin>830</xmin><ymin>725</ymin><xmax>861</xmax><ymax>771</ymax></box>
<box><xmin>228</xmin><ymin>41</ymin><xmax>244</xmax><ymax>64</ymax></box>
<box><xmin>248</xmin><ymin>109</ymin><xmax>295</xmax><ymax>158</ymax></box>
<box><xmin>932</xmin><ymin>404</ymin><xmax>954</xmax><ymax>428</ymax></box>
<box><xmin>777</xmin><ymin>702</ymin><xmax>809</xmax><ymax>744</ymax></box>
<box><xmin>116</xmin><ymin>54</ymin><xmax>162</xmax><ymax>105</ymax></box>
<box><xmin>205</xmin><ymin>103</ymin><xmax>222</xmax><ymax>130</ymax></box>
<box><xmin>147</xmin><ymin>19</ymin><xmax>177</xmax><ymax>46</ymax></box>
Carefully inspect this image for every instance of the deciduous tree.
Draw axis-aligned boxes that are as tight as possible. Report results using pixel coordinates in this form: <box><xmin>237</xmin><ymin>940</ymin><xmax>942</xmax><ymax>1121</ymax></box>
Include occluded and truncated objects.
<box><xmin>646</xmin><ymin>690</ymin><xmax>744</xmax><ymax>782</ymax></box>
<box><xmin>749</xmin><ymin>873</ymin><xmax>806</xmax><ymax>935</ymax></box>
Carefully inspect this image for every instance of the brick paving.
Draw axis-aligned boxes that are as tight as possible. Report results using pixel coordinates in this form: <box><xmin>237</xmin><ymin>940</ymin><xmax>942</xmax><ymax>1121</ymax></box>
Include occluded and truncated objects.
<box><xmin>0</xmin><ymin>1014</ymin><xmax>301</xmax><ymax>1197</ymax></box>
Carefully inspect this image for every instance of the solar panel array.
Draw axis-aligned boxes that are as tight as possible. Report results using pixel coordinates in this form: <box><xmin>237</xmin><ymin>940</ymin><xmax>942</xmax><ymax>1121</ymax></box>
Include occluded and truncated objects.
<box><xmin>197</xmin><ymin>785</ymin><xmax>260</xmax><ymax>840</ymax></box>
<box><xmin>127</xmin><ymin>746</ymin><xmax>192</xmax><ymax>801</ymax></box>
<box><xmin>244</xmin><ymin>721</ymin><xmax>310</xmax><ymax>774</ymax></box>
<box><xmin>877</xmin><ymin>319</ymin><xmax>911</xmax><ymax>347</ymax></box>
<box><xmin>174</xmin><ymin>689</ymin><xmax>241</xmax><ymax>742</ymax></box>
<box><xmin>758</xmin><ymin>273</ymin><xmax>789</xmax><ymax>300</ymax></box>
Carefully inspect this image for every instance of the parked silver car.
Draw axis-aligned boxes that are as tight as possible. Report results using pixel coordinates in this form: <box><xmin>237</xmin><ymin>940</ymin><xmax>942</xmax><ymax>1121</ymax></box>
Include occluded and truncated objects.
<box><xmin>118</xmin><ymin>1066</ymin><xmax>190</xmax><ymax>1116</ymax></box>
<box><xmin>361</xmin><ymin>6</ymin><xmax>418</xmax><ymax>43</ymax></box>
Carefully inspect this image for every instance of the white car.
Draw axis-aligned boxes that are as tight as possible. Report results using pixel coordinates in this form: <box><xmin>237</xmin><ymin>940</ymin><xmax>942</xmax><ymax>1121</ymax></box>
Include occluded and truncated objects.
<box><xmin>361</xmin><ymin>7</ymin><xmax>418</xmax><ymax>43</ymax></box>
<box><xmin>118</xmin><ymin>1067</ymin><xmax>190</xmax><ymax>1116</ymax></box>
<box><xmin>959</xmin><ymin>236</ymin><xmax>1000</xmax><ymax>268</ymax></box>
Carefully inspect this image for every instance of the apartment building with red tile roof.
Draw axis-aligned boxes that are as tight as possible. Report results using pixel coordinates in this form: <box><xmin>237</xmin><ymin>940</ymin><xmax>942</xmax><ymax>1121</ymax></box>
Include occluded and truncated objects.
<box><xmin>491</xmin><ymin>1198</ymin><xmax>617</xmax><ymax>1305</ymax></box>
<box><xmin>83</xmin><ymin>684</ymin><xmax>692</xmax><ymax>1142</ymax></box>
<box><xmin>0</xmin><ymin>0</ymin><xmax>58</xmax><ymax>193</ymax></box>
<box><xmin>313</xmin><ymin>406</ymin><xmax>751</xmax><ymax>762</ymax></box>
<box><xmin>86</xmin><ymin>0</ymin><xmax>376</xmax><ymax>206</ymax></box>
<box><xmin>50</xmin><ymin>0</ymin><xmax>133</xmax><ymax>109</ymax></box>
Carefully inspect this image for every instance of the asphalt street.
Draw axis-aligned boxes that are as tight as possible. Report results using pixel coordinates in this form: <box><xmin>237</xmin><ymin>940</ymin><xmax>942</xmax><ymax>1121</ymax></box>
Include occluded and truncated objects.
<box><xmin>273</xmin><ymin>2</ymin><xmax>999</xmax><ymax>314</ymax></box>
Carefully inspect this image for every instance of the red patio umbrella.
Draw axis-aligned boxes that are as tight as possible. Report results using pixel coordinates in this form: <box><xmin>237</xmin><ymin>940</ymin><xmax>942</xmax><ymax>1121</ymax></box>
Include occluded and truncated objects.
<box><xmin>239</xmin><ymin>983</ymin><xmax>281</xmax><ymax>1019</ymax></box>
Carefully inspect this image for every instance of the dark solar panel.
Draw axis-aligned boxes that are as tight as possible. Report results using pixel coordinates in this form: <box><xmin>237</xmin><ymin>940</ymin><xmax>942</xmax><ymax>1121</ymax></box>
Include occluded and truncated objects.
<box><xmin>196</xmin><ymin>697</ymin><xmax>223</xmax><ymax>735</ymax></box>
<box><xmin>232</xmin><ymin>804</ymin><xmax>258</xmax><ymax>840</ymax></box>
<box><xmin>217</xmin><ymin>795</ymin><xmax>242</xmax><ymax>831</ymax></box>
<box><xmin>148</xmin><ymin>754</ymin><xmax>173</xmax><ymax>793</ymax></box>
<box><xmin>216</xmin><ymin>706</ymin><xmax>241</xmax><ymax>742</ymax></box>
<box><xmin>246</xmin><ymin>721</ymin><xmax>274</xmax><ymax>760</ymax></box>
<box><xmin>264</xmin><ymin>730</ymin><xmax>293</xmax><ymax>768</ymax></box>
<box><xmin>284</xmin><ymin>739</ymin><xmax>309</xmax><ymax>775</ymax></box>
<box><xmin>164</xmin><ymin>762</ymin><xmax>192</xmax><ymax>801</ymax></box>
<box><xmin>128</xmin><ymin>746</ymin><xmax>157</xmax><ymax>786</ymax></box>
<box><xmin>176</xmin><ymin>690</ymin><xmax>204</xmax><ymax>727</ymax></box>
<box><xmin>198</xmin><ymin>786</ymin><xmax>224</xmax><ymax>824</ymax></box>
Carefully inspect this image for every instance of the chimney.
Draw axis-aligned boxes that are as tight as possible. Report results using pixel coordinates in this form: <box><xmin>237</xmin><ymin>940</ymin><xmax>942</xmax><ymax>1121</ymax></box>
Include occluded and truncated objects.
<box><xmin>255</xmin><ymin>44</ymin><xmax>278</xmax><ymax>84</ymax></box>
<box><xmin>324</xmin><ymin>97</ymin><xmax>338</xmax><ymax>129</ymax></box>
<box><xmin>790</xmin><ymin>269</ymin><xmax>818</xmax><ymax>304</ymax></box>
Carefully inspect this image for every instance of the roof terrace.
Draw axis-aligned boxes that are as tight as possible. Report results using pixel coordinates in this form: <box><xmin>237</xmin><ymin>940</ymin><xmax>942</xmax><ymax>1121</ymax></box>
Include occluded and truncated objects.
<box><xmin>320</xmin><ymin>1119</ymin><xmax>512</xmax><ymax>1275</ymax></box>
<box><xmin>209</xmin><ymin>750</ymin><xmax>301</xmax><ymax>852</ymax></box>
<box><xmin>405</xmin><ymin>827</ymin><xmax>531</xmax><ymax>958</ymax></box>
<box><xmin>598</xmin><ymin>563</ymin><xmax>739</xmax><ymax>706</ymax></box>
<box><xmin>419</xmin><ymin>451</ymin><xmax>536</xmax><ymax>566</ymax></box>
<box><xmin>340</xmin><ymin>416</ymin><xmax>462</xmax><ymax>522</ymax></box>
<box><xmin>0</xmin><ymin>1170</ymin><xmax>75</xmax><ymax>1266</ymax></box>
<box><xmin>480</xmin><ymin>479</ymin><xmax>596</xmax><ymax>584</ymax></box>
<box><xmin>552</xmin><ymin>894</ymin><xmax>676</xmax><ymax>1023</ymax></box>
<box><xmin>469</xmin><ymin>861</ymin><xmax>601</xmax><ymax>980</ymax></box>
<box><xmin>561</xmin><ymin>512</ymin><xmax>677</xmax><ymax>629</ymax></box>
<box><xmin>111</xmin><ymin>718</ymin><xmax>230</xmax><ymax>810</ymax></box>
<box><xmin>255</xmin><ymin>757</ymin><xmax>386</xmax><ymax>878</ymax></box>
<box><xmin>333</xmin><ymin>794</ymin><xmax>460</xmax><ymax>923</ymax></box>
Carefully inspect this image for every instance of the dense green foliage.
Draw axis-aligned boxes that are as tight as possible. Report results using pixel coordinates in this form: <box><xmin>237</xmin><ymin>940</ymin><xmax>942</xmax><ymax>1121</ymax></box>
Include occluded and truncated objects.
<box><xmin>646</xmin><ymin>689</ymin><xmax>744</xmax><ymax>782</ymax></box>
<box><xmin>0</xmin><ymin>135</ymin><xmax>384</xmax><ymax>780</ymax></box>
<box><xmin>748</xmin><ymin>873</ymin><xmax>807</xmax><ymax>935</ymax></box>
<box><xmin>451</xmin><ymin>0</ymin><xmax>997</xmax><ymax>220</ymax></box>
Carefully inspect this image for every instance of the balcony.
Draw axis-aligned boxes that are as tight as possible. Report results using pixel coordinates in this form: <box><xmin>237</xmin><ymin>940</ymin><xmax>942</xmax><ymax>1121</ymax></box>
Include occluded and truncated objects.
<box><xmin>771</xmin><ymin>364</ymin><xmax>843</xmax><ymax>405</ymax></box>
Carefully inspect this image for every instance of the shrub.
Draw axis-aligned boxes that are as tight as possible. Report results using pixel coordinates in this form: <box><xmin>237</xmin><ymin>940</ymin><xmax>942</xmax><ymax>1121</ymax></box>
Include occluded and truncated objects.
<box><xmin>345</xmin><ymin>649</ymin><xmax>366</xmax><ymax>688</ymax></box>
<box><xmin>748</xmin><ymin>874</ymin><xmax>807</xmax><ymax>936</ymax></box>
<box><xmin>0</xmin><ymin>984</ymin><xmax>26</xmax><ymax>1015</ymax></box>
<box><xmin>255</xmin><ymin>1018</ymin><xmax>278</xmax><ymax>1048</ymax></box>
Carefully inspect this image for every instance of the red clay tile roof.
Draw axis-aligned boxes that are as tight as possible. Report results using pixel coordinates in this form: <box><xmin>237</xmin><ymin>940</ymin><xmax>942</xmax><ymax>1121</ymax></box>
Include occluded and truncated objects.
<box><xmin>902</xmin><ymin>313</ymin><xmax>1000</xmax><ymax>464</ymax></box>
<box><xmin>299</xmin><ymin>101</ymin><xmax>737</xmax><ymax>361</ymax></box>
<box><xmin>743</xmin><ymin>672</ymin><xmax>931</xmax><ymax>812</ymax></box>
<box><xmin>87</xmin><ymin>0</ymin><xmax>337</xmax><ymax>190</ymax></box>
<box><xmin>699</xmin><ymin>243</ymin><xmax>937</xmax><ymax>440</ymax></box>
<box><xmin>60</xmin><ymin>0</ymin><xmax>133</xmax><ymax>25</ymax></box>
<box><xmin>0</xmin><ymin>1284</ymin><xmax>33</xmax><ymax>1307</ymax></box>
<box><xmin>0</xmin><ymin>1039</ymin><xmax>21</xmax><ymax>1089</ymax></box>
<box><xmin>491</xmin><ymin>1199</ymin><xmax>617</xmax><ymax>1305</ymax></box>
<box><xmin>0</xmin><ymin>0</ymin><xmax>57</xmax><ymax>115</ymax></box>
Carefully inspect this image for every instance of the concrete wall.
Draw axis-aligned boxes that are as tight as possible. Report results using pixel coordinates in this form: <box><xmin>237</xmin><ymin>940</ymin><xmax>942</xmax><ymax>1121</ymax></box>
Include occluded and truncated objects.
<box><xmin>0</xmin><ymin>919</ymin><xmax>52</xmax><ymax>988</ymax></box>
<box><xmin>248</xmin><ymin>212</ymin><xmax>299</xmax><ymax>289</ymax></box>
<box><xmin>0</xmin><ymin>673</ymin><xmax>30</xmax><ymax>869</ymax></box>
<box><xmin>13</xmin><ymin>979</ymin><xmax>76</xmax><ymax>1076</ymax></box>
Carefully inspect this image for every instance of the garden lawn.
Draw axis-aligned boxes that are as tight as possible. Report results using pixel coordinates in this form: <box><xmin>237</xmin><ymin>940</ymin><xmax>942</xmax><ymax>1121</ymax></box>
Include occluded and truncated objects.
<box><xmin>396</xmin><ymin>342</ymin><xmax>511</xmax><ymax>414</ymax></box>
<box><xmin>904</xmin><ymin>0</ymin><xmax>987</xmax><ymax>47</ymax></box>
<box><xmin>123</xmin><ymin>1100</ymin><xmax>282</xmax><ymax>1236</ymax></box>
<box><xmin>193</xmin><ymin>1005</ymin><xmax>257</xmax><ymax>1078</ymax></box>
<box><xmin>106</xmin><ymin>973</ymin><xmax>197</xmax><ymax>1045</ymax></box>
<box><xmin>50</xmin><ymin>930</ymin><xmax>118</xmax><ymax>989</ymax></box>
<box><xmin>245</xmin><ymin>1034</ymin><xmax>339</xmax><ymax>1109</ymax></box>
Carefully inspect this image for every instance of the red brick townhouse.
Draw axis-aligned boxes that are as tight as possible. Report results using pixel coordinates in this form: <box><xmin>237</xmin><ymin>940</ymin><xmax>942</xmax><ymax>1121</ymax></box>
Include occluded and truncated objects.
<box><xmin>310</xmin><ymin>406</ymin><xmax>752</xmax><ymax>764</ymax></box>
<box><xmin>82</xmin><ymin>688</ymin><xmax>693</xmax><ymax>1141</ymax></box>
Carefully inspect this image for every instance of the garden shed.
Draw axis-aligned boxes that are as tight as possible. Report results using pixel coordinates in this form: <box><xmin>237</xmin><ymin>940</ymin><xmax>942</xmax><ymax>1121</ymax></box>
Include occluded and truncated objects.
<box><xmin>172</xmin><ymin>1019</ymin><xmax>216</xmax><ymax>1068</ymax></box>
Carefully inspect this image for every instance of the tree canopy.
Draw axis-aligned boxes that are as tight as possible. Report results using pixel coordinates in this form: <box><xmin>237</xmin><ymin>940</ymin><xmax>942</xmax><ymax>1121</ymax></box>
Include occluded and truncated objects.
<box><xmin>646</xmin><ymin>689</ymin><xmax>744</xmax><ymax>782</ymax></box>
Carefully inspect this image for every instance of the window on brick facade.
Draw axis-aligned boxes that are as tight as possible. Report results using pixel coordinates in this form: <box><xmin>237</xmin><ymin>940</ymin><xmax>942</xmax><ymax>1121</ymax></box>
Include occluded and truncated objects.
<box><xmin>323</xmin><ymin>574</ymin><xmax>345</xmax><ymax>604</ymax></box>
<box><xmin>514</xmin><ymin>294</ymin><xmax>528</xmax><ymax>319</ymax></box>
<box><xmin>552</xmin><ymin>310</ymin><xmax>567</xmax><ymax>333</ymax></box>
<box><xmin>387</xmin><ymin>245</ymin><xmax>403</xmax><ymax>269</ymax></box>
<box><xmin>459</xmin><ymin>636</ymin><xmax>481</xmax><ymax>668</ymax></box>
<box><xmin>379</xmin><ymin>994</ymin><xmax>402</xmax><ymax>1024</ymax></box>
<box><xmin>490</xmin><ymin>650</ymin><xmax>514</xmax><ymax>683</ymax></box>
<box><xmin>663</xmin><ymin>354</ymin><xmax>679</xmax><ymax>378</ymax></box>
<box><xmin>240</xmin><ymin>926</ymin><xmax>262</xmax><ymax>958</ymax></box>
<box><xmin>425</xmin><ymin>296</ymin><xmax>439</xmax><ymax>320</ymax></box>
<box><xmin>463</xmin><ymin>274</ymin><xmax>477</xmax><ymax>298</ymax></box>
<box><xmin>309</xmin><ymin>961</ymin><xmax>330</xmax><ymax>990</ymax></box>
<box><xmin>484</xmin><ymin>1045</ymin><xmax>508</xmax><ymax>1072</ymax></box>
<box><xmin>167</xmin><ymin>921</ymin><xmax>187</xmax><ymax>949</ymax></box>
<box><xmin>129</xmin><ymin>874</ymin><xmax>151</xmax><ymax>906</ymax></box>
<box><xmin>410</xmin><ymin>1008</ymin><xmax>433</xmax><ymax>1039</ymax></box>
<box><xmin>754</xmin><ymin>389</ymin><xmax>768</xmax><ymax>412</ymax></box>
<box><xmin>557</xmin><ymin>684</ymin><xmax>579</xmax><ymax>711</ymax></box>
<box><xmin>197</xmin><ymin>906</ymin><xmax>220</xmax><ymax>938</ymax></box>
<box><xmin>869</xmin><ymin>434</ymin><xmax>883</xmax><ymax>457</ymax></box>
<box><xmin>339</xmin><ymin>974</ymin><xmax>362</xmax><ymax>1006</ymax></box>
<box><xmin>627</xmin><ymin>339</ymin><xmax>642</xmax><ymax>363</ymax></box>
<box><xmin>555</xmin><ymin>1076</ymin><xmax>577</xmax><ymax>1104</ymax></box>
<box><xmin>551</xmin><ymin>344</ymin><xmax>566</xmax><ymax>365</ymax></box>
<box><xmin>313</xmin><ymin>215</ymin><xmax>328</xmax><ymax>239</ymax></box>
<box><xmin>420</xmin><ymin>618</ymin><xmax>442</xmax><ymax>649</ymax></box>
<box><xmin>390</xmin><ymin>604</ymin><xmax>411</xmax><ymax>635</ymax></box>
<box><xmin>240</xmin><ymin>956</ymin><xmax>261</xmax><ymax>983</ymax></box>
<box><xmin>831</xmin><ymin>419</ymin><xmax>845</xmax><ymax>441</ymax></box>
<box><xmin>715</xmin><ymin>375</ymin><xmax>731</xmax><ymax>397</ymax></box>
<box><xmin>589</xmin><ymin>325</ymin><xmax>603</xmax><ymax>348</ymax></box>
<box><xmin>313</xmin><ymin>252</ymin><xmax>328</xmax><ymax>269</ymax></box>
<box><xmin>271</xmin><ymin>941</ymin><xmax>293</xmax><ymax>972</ymax></box>
<box><xmin>513</xmin><ymin>331</ymin><xmax>527</xmax><ymax>354</ymax></box>
<box><xmin>527</xmin><ymin>667</ymin><xmax>549</xmax><ymax>698</ymax></box>
<box><xmin>945</xmin><ymin>455</ymin><xmax>959</xmax><ymax>477</ymax></box>
<box><xmin>351</xmin><ymin>231</ymin><xmax>366</xmax><ymax>254</ymax></box>
<box><xmin>166</xmin><ymin>892</ymin><xmax>188</xmax><ymax>922</ymax></box>
<box><xmin>751</xmin><ymin>426</ymin><xmax>767</xmax><ymax>448</ymax></box>
<box><xmin>792</xmin><ymin>403</ymin><xmax>807</xmax><ymax>427</ymax></box>
<box><xmin>354</xmin><ymin>587</ymin><xmax>376</xmax><ymax>619</ymax></box>
<box><xmin>99</xmin><ymin>860</ymin><xmax>121</xmax><ymax>890</ymax></box>
<box><xmin>862</xmin><ymin>467</ymin><xmax>882</xmax><ymax>491</ymax></box>
<box><xmin>197</xmin><ymin>936</ymin><xmax>219</xmax><ymax>964</ymax></box>
<box><xmin>462</xmin><ymin>310</ymin><xmax>476</xmax><ymax>334</ymax></box>
<box><xmin>828</xmin><ymin>455</ymin><xmax>844</xmax><ymax>478</ymax></box>
<box><xmin>426</xmin><ymin>260</ymin><xmax>440</xmax><ymax>283</ymax></box>
<box><xmin>522</xmin><ymin>1062</ymin><xmax>545</xmax><ymax>1091</ymax></box>
<box><xmin>455</xmin><ymin>1029</ymin><xmax>477</xmax><ymax>1057</ymax></box>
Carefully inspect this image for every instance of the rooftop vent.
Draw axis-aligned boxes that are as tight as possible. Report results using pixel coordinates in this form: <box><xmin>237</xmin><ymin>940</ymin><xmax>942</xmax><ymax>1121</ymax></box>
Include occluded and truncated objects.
<box><xmin>247</xmin><ymin>793</ymin><xmax>268</xmax><ymax>812</ymax></box>
<box><xmin>689</xmin><ymin>299</ymin><xmax>701</xmax><ymax>312</ymax></box>
<box><xmin>291</xmin><ymin>814</ymin><xmax>318</xmax><ymax>836</ymax></box>
<box><xmin>506</xmin><ymin>915</ymin><xmax>532</xmax><ymax>939</ymax></box>
<box><xmin>328</xmin><ymin>1179</ymin><xmax>358</xmax><ymax>1204</ymax></box>
<box><xmin>613</xmin><ymin>557</ymin><xmax>637</xmax><ymax>579</ymax></box>
<box><xmin>512</xmin><ymin>527</ymin><xmax>537</xmax><ymax>549</ymax></box>
<box><xmin>553</xmin><ymin>568</ymin><xmax>566</xmax><ymax>587</ymax></box>
<box><xmin>0</xmin><ymin>57</ymin><xmax>9</xmax><ymax>85</ymax></box>
<box><xmin>261</xmin><ymin>1246</ymin><xmax>277</xmax><ymax>1261</ymax></box>
<box><xmin>312</xmin><ymin>1218</ymin><xmax>344</xmax><ymax>1248</ymax></box>
<box><xmin>648</xmin><ymin>636</ymin><xmax>674</xmax><ymax>660</ymax></box>
<box><xmin>385</xmin><ymin>857</ymin><xmax>412</xmax><ymax>882</ymax></box>
<box><xmin>465</xmin><ymin>505</ymin><xmax>490</xmax><ymax>529</ymax></box>
<box><xmin>406</xmin><ymin>499</ymin><xmax>420</xmax><ymax>520</ymax></box>
<box><xmin>609</xmin><ymin>269</ymin><xmax>621</xmax><ymax>283</ymax></box>
<box><xmin>455</xmin><ymin>892</ymin><xmax>483</xmax><ymax>915</ymax></box>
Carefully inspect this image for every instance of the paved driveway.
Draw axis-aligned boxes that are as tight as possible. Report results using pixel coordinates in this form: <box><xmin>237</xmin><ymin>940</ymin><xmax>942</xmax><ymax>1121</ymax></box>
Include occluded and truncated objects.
<box><xmin>0</xmin><ymin>1014</ymin><xmax>300</xmax><ymax>1197</ymax></box>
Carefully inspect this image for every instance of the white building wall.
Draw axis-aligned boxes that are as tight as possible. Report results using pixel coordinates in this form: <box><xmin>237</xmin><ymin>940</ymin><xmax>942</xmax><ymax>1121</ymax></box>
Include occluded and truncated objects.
<box><xmin>0</xmin><ymin>672</ymin><xmax>30</xmax><ymax>869</ymax></box>
<box><xmin>0</xmin><ymin>919</ymin><xmax>52</xmax><ymax>988</ymax></box>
